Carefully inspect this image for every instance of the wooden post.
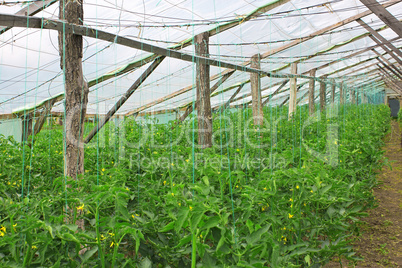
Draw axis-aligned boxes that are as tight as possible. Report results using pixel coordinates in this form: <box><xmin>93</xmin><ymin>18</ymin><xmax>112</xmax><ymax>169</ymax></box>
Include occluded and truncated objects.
<box><xmin>385</xmin><ymin>94</ymin><xmax>389</xmax><ymax>105</ymax></box>
<box><xmin>362</xmin><ymin>93</ymin><xmax>367</xmax><ymax>104</ymax></box>
<box><xmin>308</xmin><ymin>68</ymin><xmax>316</xmax><ymax>116</ymax></box>
<box><xmin>340</xmin><ymin>82</ymin><xmax>344</xmax><ymax>105</ymax></box>
<box><xmin>356</xmin><ymin>91</ymin><xmax>359</xmax><ymax>105</ymax></box>
<box><xmin>288</xmin><ymin>63</ymin><xmax>298</xmax><ymax>119</ymax></box>
<box><xmin>331</xmin><ymin>79</ymin><xmax>335</xmax><ymax>106</ymax></box>
<box><xmin>319</xmin><ymin>78</ymin><xmax>326</xmax><ymax>112</ymax></box>
<box><xmin>32</xmin><ymin>99</ymin><xmax>56</xmax><ymax>138</ymax></box>
<box><xmin>21</xmin><ymin>114</ymin><xmax>33</xmax><ymax>143</ymax></box>
<box><xmin>59</xmin><ymin>0</ymin><xmax>88</xmax><ymax>180</ymax></box>
<box><xmin>195</xmin><ymin>32</ymin><xmax>212</xmax><ymax>148</ymax></box>
<box><xmin>350</xmin><ymin>89</ymin><xmax>356</xmax><ymax>104</ymax></box>
<box><xmin>179</xmin><ymin>71</ymin><xmax>233</xmax><ymax>122</ymax></box>
<box><xmin>250</xmin><ymin>54</ymin><xmax>264</xmax><ymax>125</ymax></box>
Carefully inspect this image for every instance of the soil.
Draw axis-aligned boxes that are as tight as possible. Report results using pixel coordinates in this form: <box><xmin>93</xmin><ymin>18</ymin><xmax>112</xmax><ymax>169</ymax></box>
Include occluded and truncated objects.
<box><xmin>325</xmin><ymin>120</ymin><xmax>402</xmax><ymax>267</ymax></box>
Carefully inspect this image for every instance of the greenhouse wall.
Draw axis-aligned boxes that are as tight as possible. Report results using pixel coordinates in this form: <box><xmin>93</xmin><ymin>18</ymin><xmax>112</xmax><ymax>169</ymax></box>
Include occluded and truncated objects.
<box><xmin>0</xmin><ymin>118</ymin><xmax>22</xmax><ymax>142</ymax></box>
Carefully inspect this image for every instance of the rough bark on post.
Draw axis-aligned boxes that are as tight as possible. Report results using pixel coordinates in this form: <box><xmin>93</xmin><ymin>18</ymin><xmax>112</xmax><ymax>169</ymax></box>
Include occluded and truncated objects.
<box><xmin>250</xmin><ymin>54</ymin><xmax>264</xmax><ymax>125</ymax></box>
<box><xmin>340</xmin><ymin>82</ymin><xmax>344</xmax><ymax>105</ymax></box>
<box><xmin>22</xmin><ymin>114</ymin><xmax>33</xmax><ymax>143</ymax></box>
<box><xmin>195</xmin><ymin>32</ymin><xmax>212</xmax><ymax>148</ymax></box>
<box><xmin>308</xmin><ymin>68</ymin><xmax>316</xmax><ymax>116</ymax></box>
<box><xmin>319</xmin><ymin>78</ymin><xmax>326</xmax><ymax>112</ymax></box>
<box><xmin>331</xmin><ymin>79</ymin><xmax>335</xmax><ymax>106</ymax></box>
<box><xmin>59</xmin><ymin>0</ymin><xmax>88</xmax><ymax>180</ymax></box>
<box><xmin>350</xmin><ymin>89</ymin><xmax>356</xmax><ymax>104</ymax></box>
<box><xmin>288</xmin><ymin>63</ymin><xmax>298</xmax><ymax>119</ymax></box>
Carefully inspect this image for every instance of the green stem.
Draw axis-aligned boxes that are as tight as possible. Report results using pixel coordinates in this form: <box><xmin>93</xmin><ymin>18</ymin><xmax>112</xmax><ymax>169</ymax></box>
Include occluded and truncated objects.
<box><xmin>191</xmin><ymin>233</ymin><xmax>197</xmax><ymax>268</ymax></box>
<box><xmin>95</xmin><ymin>206</ymin><xmax>105</xmax><ymax>268</ymax></box>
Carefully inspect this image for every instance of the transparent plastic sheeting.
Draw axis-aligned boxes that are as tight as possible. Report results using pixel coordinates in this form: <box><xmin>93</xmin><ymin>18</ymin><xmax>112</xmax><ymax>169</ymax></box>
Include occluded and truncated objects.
<box><xmin>0</xmin><ymin>119</ymin><xmax>22</xmax><ymax>143</ymax></box>
<box><xmin>0</xmin><ymin>0</ymin><xmax>400</xmax><ymax>115</ymax></box>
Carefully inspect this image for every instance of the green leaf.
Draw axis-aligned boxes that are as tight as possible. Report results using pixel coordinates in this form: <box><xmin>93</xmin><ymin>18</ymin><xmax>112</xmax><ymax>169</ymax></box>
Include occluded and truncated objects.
<box><xmin>175</xmin><ymin>207</ymin><xmax>189</xmax><ymax>233</ymax></box>
<box><xmin>62</xmin><ymin>224</ymin><xmax>78</xmax><ymax>233</ymax></box>
<box><xmin>175</xmin><ymin>234</ymin><xmax>192</xmax><ymax>248</ymax></box>
<box><xmin>159</xmin><ymin>221</ymin><xmax>175</xmax><ymax>232</ymax></box>
<box><xmin>202</xmin><ymin>176</ymin><xmax>210</xmax><ymax>187</ymax></box>
<box><xmin>246</xmin><ymin>219</ymin><xmax>254</xmax><ymax>234</ymax></box>
<box><xmin>320</xmin><ymin>184</ymin><xmax>332</xmax><ymax>195</ymax></box>
<box><xmin>327</xmin><ymin>206</ymin><xmax>336</xmax><ymax>218</ymax></box>
<box><xmin>139</xmin><ymin>257</ymin><xmax>152</xmax><ymax>268</ymax></box>
<box><xmin>62</xmin><ymin>233</ymin><xmax>81</xmax><ymax>244</ymax></box>
<box><xmin>81</xmin><ymin>246</ymin><xmax>98</xmax><ymax>263</ymax></box>
<box><xmin>216</xmin><ymin>229</ymin><xmax>226</xmax><ymax>252</ymax></box>
<box><xmin>190</xmin><ymin>208</ymin><xmax>204</xmax><ymax>232</ymax></box>
<box><xmin>246</xmin><ymin>224</ymin><xmax>271</xmax><ymax>245</ymax></box>
<box><xmin>305</xmin><ymin>254</ymin><xmax>311</xmax><ymax>266</ymax></box>
<box><xmin>202</xmin><ymin>216</ymin><xmax>220</xmax><ymax>230</ymax></box>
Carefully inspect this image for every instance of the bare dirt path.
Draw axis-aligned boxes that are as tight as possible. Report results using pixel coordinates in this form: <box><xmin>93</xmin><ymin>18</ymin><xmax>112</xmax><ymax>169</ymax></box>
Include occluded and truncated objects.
<box><xmin>326</xmin><ymin>120</ymin><xmax>402</xmax><ymax>268</ymax></box>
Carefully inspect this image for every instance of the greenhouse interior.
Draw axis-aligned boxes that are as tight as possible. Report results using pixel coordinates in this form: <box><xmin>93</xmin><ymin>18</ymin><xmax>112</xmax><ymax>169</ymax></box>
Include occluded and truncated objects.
<box><xmin>0</xmin><ymin>0</ymin><xmax>402</xmax><ymax>267</ymax></box>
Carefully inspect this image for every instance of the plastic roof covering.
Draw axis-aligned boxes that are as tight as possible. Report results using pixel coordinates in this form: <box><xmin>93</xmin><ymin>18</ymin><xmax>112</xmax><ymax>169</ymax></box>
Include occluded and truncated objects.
<box><xmin>0</xmin><ymin>0</ymin><xmax>401</xmax><ymax>116</ymax></box>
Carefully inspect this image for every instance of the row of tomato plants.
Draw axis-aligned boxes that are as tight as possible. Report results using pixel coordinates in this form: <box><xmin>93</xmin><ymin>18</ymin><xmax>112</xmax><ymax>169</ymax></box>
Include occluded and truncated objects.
<box><xmin>0</xmin><ymin>104</ymin><xmax>391</xmax><ymax>267</ymax></box>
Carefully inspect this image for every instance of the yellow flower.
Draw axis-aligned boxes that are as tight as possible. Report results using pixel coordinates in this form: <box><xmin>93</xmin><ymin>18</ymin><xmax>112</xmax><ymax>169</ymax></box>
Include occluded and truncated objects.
<box><xmin>288</xmin><ymin>213</ymin><xmax>294</xmax><ymax>219</ymax></box>
<box><xmin>131</xmin><ymin>214</ymin><xmax>135</xmax><ymax>219</ymax></box>
<box><xmin>171</xmin><ymin>163</ymin><xmax>174</xmax><ymax>166</ymax></box>
<box><xmin>126</xmin><ymin>187</ymin><xmax>129</xmax><ymax>191</ymax></box>
<box><xmin>264</xmin><ymin>187</ymin><xmax>267</xmax><ymax>191</ymax></box>
<box><xmin>13</xmin><ymin>223</ymin><xmax>17</xmax><ymax>231</ymax></box>
<box><xmin>32</xmin><ymin>245</ymin><xmax>37</xmax><ymax>250</ymax></box>
<box><xmin>185</xmin><ymin>159</ymin><xmax>189</xmax><ymax>163</ymax></box>
<box><xmin>289</xmin><ymin>198</ymin><xmax>293</xmax><ymax>202</ymax></box>
<box><xmin>0</xmin><ymin>232</ymin><xmax>4</xmax><ymax>237</ymax></box>
<box><xmin>310</xmin><ymin>190</ymin><xmax>314</xmax><ymax>193</ymax></box>
<box><xmin>136</xmin><ymin>214</ymin><xmax>139</xmax><ymax>217</ymax></box>
<box><xmin>110</xmin><ymin>242</ymin><xmax>114</xmax><ymax>247</ymax></box>
<box><xmin>100</xmin><ymin>234</ymin><xmax>106</xmax><ymax>240</ymax></box>
<box><xmin>178</xmin><ymin>202</ymin><xmax>181</xmax><ymax>206</ymax></box>
<box><xmin>102</xmin><ymin>168</ymin><xmax>105</xmax><ymax>172</ymax></box>
<box><xmin>77</xmin><ymin>204</ymin><xmax>84</xmax><ymax>211</ymax></box>
<box><xmin>236</xmin><ymin>149</ymin><xmax>240</xmax><ymax>152</ymax></box>
<box><xmin>261</xmin><ymin>207</ymin><xmax>265</xmax><ymax>211</ymax></box>
<box><xmin>189</xmin><ymin>206</ymin><xmax>193</xmax><ymax>211</ymax></box>
<box><xmin>296</xmin><ymin>185</ymin><xmax>299</xmax><ymax>189</ymax></box>
<box><xmin>171</xmin><ymin>193</ymin><xmax>174</xmax><ymax>197</ymax></box>
<box><xmin>163</xmin><ymin>181</ymin><xmax>166</xmax><ymax>185</ymax></box>
<box><xmin>0</xmin><ymin>226</ymin><xmax>6</xmax><ymax>233</ymax></box>
<box><xmin>108</xmin><ymin>232</ymin><xmax>115</xmax><ymax>237</ymax></box>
